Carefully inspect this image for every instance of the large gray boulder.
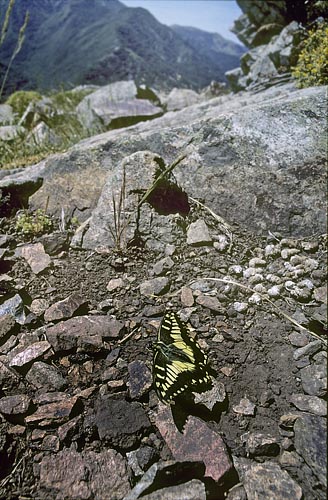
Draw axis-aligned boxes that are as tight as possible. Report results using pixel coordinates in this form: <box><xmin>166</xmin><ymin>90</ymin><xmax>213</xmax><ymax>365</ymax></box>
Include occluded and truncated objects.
<box><xmin>0</xmin><ymin>84</ymin><xmax>326</xmax><ymax>240</ymax></box>
<box><xmin>76</xmin><ymin>80</ymin><xmax>163</xmax><ymax>131</ymax></box>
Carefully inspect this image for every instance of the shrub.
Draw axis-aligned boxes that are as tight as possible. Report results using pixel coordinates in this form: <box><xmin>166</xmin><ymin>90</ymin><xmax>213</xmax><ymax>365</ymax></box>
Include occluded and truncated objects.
<box><xmin>6</xmin><ymin>90</ymin><xmax>42</xmax><ymax>115</ymax></box>
<box><xmin>292</xmin><ymin>22</ymin><xmax>328</xmax><ymax>88</ymax></box>
<box><xmin>15</xmin><ymin>208</ymin><xmax>53</xmax><ymax>237</ymax></box>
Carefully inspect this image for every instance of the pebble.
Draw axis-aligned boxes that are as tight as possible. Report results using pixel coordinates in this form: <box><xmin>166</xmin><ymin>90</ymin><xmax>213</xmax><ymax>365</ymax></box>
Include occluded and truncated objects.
<box><xmin>0</xmin><ymin>294</ymin><xmax>26</xmax><ymax>325</ymax></box>
<box><xmin>313</xmin><ymin>285</ymin><xmax>327</xmax><ymax>304</ymax></box>
<box><xmin>288</xmin><ymin>331</ymin><xmax>309</xmax><ymax>347</ymax></box>
<box><xmin>267</xmin><ymin>285</ymin><xmax>281</xmax><ymax>297</ymax></box>
<box><xmin>233</xmin><ymin>397</ymin><xmax>256</xmax><ymax>416</ymax></box>
<box><xmin>301</xmin><ymin>241</ymin><xmax>319</xmax><ymax>252</ymax></box>
<box><xmin>243</xmin><ymin>462</ymin><xmax>302</xmax><ymax>500</ymax></box>
<box><xmin>229</xmin><ymin>265</ymin><xmax>243</xmax><ymax>276</ymax></box>
<box><xmin>243</xmin><ymin>268</ymin><xmax>257</xmax><ymax>279</ymax></box>
<box><xmin>248</xmin><ymin>258</ymin><xmax>266</xmax><ymax>267</ymax></box>
<box><xmin>0</xmin><ymin>394</ymin><xmax>31</xmax><ymax>415</ymax></box>
<box><xmin>281</xmin><ymin>248</ymin><xmax>300</xmax><ymax>259</ymax></box>
<box><xmin>107</xmin><ymin>278</ymin><xmax>125</xmax><ymax>291</ymax></box>
<box><xmin>21</xmin><ymin>243</ymin><xmax>51</xmax><ymax>274</ymax></box>
<box><xmin>253</xmin><ymin>283</ymin><xmax>267</xmax><ymax>293</ymax></box>
<box><xmin>180</xmin><ymin>286</ymin><xmax>194</xmax><ymax>307</ymax></box>
<box><xmin>248</xmin><ymin>293</ymin><xmax>261</xmax><ymax>305</ymax></box>
<box><xmin>139</xmin><ymin>277</ymin><xmax>169</xmax><ymax>296</ymax></box>
<box><xmin>186</xmin><ymin>219</ymin><xmax>212</xmax><ymax>246</ymax></box>
<box><xmin>265</xmin><ymin>244</ymin><xmax>281</xmax><ymax>257</ymax></box>
<box><xmin>242</xmin><ymin>432</ymin><xmax>280</xmax><ymax>457</ymax></box>
<box><xmin>265</xmin><ymin>274</ymin><xmax>281</xmax><ymax>284</ymax></box>
<box><xmin>164</xmin><ymin>244</ymin><xmax>176</xmax><ymax>256</ymax></box>
<box><xmin>233</xmin><ymin>302</ymin><xmax>248</xmax><ymax>313</ymax></box>
<box><xmin>293</xmin><ymin>340</ymin><xmax>322</xmax><ymax>361</ymax></box>
<box><xmin>213</xmin><ymin>235</ymin><xmax>229</xmax><ymax>252</ymax></box>
<box><xmin>152</xmin><ymin>257</ymin><xmax>174</xmax><ymax>276</ymax></box>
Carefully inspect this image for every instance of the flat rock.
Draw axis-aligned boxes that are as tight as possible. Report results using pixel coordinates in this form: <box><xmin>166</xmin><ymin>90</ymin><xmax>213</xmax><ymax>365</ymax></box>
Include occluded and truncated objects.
<box><xmin>195</xmin><ymin>294</ymin><xmax>223</xmax><ymax>313</ymax></box>
<box><xmin>128</xmin><ymin>360</ymin><xmax>152</xmax><ymax>400</ymax></box>
<box><xmin>46</xmin><ymin>315</ymin><xmax>124</xmax><ymax>352</ymax></box>
<box><xmin>0</xmin><ymin>394</ymin><xmax>31</xmax><ymax>415</ymax></box>
<box><xmin>95</xmin><ymin>397</ymin><xmax>151</xmax><ymax>449</ymax></box>
<box><xmin>39</xmin><ymin>448</ymin><xmax>130</xmax><ymax>499</ymax></box>
<box><xmin>9</xmin><ymin>341</ymin><xmax>52</xmax><ymax>368</ymax></box>
<box><xmin>180</xmin><ymin>286</ymin><xmax>194</xmax><ymax>307</ymax></box>
<box><xmin>152</xmin><ymin>257</ymin><xmax>174</xmax><ymax>276</ymax></box>
<box><xmin>154</xmin><ymin>403</ymin><xmax>232</xmax><ymax>482</ymax></box>
<box><xmin>25</xmin><ymin>361</ymin><xmax>67</xmax><ymax>391</ymax></box>
<box><xmin>164</xmin><ymin>87</ymin><xmax>201</xmax><ymax>111</ymax></box>
<box><xmin>0</xmin><ymin>361</ymin><xmax>19</xmax><ymax>391</ymax></box>
<box><xmin>294</xmin><ymin>413</ymin><xmax>327</xmax><ymax>488</ymax></box>
<box><xmin>0</xmin><ymin>294</ymin><xmax>26</xmax><ymax>325</ymax></box>
<box><xmin>193</xmin><ymin>378</ymin><xmax>226</xmax><ymax>410</ymax></box>
<box><xmin>187</xmin><ymin>219</ymin><xmax>212</xmax><ymax>246</ymax></box>
<box><xmin>139</xmin><ymin>277</ymin><xmax>169</xmax><ymax>296</ymax></box>
<box><xmin>0</xmin><ymin>314</ymin><xmax>16</xmax><ymax>341</ymax></box>
<box><xmin>293</xmin><ymin>340</ymin><xmax>322</xmax><ymax>361</ymax></box>
<box><xmin>242</xmin><ymin>432</ymin><xmax>280</xmax><ymax>456</ymax></box>
<box><xmin>107</xmin><ymin>277</ymin><xmax>125</xmax><ymax>292</ymax></box>
<box><xmin>232</xmin><ymin>397</ymin><xmax>256</xmax><ymax>416</ymax></box>
<box><xmin>44</xmin><ymin>292</ymin><xmax>88</xmax><ymax>322</ymax></box>
<box><xmin>21</xmin><ymin>243</ymin><xmax>51</xmax><ymax>274</ymax></box>
<box><xmin>25</xmin><ymin>395</ymin><xmax>81</xmax><ymax>426</ymax></box>
<box><xmin>290</xmin><ymin>393</ymin><xmax>326</xmax><ymax>416</ymax></box>
<box><xmin>243</xmin><ymin>462</ymin><xmax>302</xmax><ymax>499</ymax></box>
<box><xmin>300</xmin><ymin>361</ymin><xmax>327</xmax><ymax>397</ymax></box>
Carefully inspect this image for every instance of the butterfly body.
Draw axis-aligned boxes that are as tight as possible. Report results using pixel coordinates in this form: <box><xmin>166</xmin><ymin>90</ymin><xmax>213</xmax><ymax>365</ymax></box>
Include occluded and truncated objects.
<box><xmin>153</xmin><ymin>312</ymin><xmax>212</xmax><ymax>404</ymax></box>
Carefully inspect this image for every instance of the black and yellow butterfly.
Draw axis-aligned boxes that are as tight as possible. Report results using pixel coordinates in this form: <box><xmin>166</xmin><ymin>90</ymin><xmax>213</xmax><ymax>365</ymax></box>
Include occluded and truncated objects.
<box><xmin>153</xmin><ymin>311</ymin><xmax>212</xmax><ymax>404</ymax></box>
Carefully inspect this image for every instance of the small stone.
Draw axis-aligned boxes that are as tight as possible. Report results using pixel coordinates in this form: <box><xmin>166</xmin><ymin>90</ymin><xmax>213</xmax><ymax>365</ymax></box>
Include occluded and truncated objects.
<box><xmin>290</xmin><ymin>393</ymin><xmax>326</xmax><ymax>416</ymax></box>
<box><xmin>313</xmin><ymin>285</ymin><xmax>327</xmax><ymax>304</ymax></box>
<box><xmin>21</xmin><ymin>243</ymin><xmax>51</xmax><ymax>274</ymax></box>
<box><xmin>293</xmin><ymin>340</ymin><xmax>322</xmax><ymax>360</ymax></box>
<box><xmin>106</xmin><ymin>278</ymin><xmax>124</xmax><ymax>292</ymax></box>
<box><xmin>279</xmin><ymin>451</ymin><xmax>303</xmax><ymax>467</ymax></box>
<box><xmin>281</xmin><ymin>248</ymin><xmax>300</xmax><ymax>259</ymax></box>
<box><xmin>288</xmin><ymin>331</ymin><xmax>309</xmax><ymax>347</ymax></box>
<box><xmin>0</xmin><ymin>294</ymin><xmax>26</xmax><ymax>325</ymax></box>
<box><xmin>248</xmin><ymin>258</ymin><xmax>266</xmax><ymax>267</ymax></box>
<box><xmin>265</xmin><ymin>244</ymin><xmax>281</xmax><ymax>257</ymax></box>
<box><xmin>266</xmin><ymin>274</ymin><xmax>281</xmax><ymax>284</ymax></box>
<box><xmin>165</xmin><ymin>244</ymin><xmax>176</xmax><ymax>256</ymax></box>
<box><xmin>128</xmin><ymin>360</ymin><xmax>152</xmax><ymax>399</ymax></box>
<box><xmin>248</xmin><ymin>274</ymin><xmax>263</xmax><ymax>285</ymax></box>
<box><xmin>186</xmin><ymin>219</ymin><xmax>212</xmax><ymax>246</ymax></box>
<box><xmin>41</xmin><ymin>434</ymin><xmax>60</xmax><ymax>452</ymax></box>
<box><xmin>229</xmin><ymin>265</ymin><xmax>243</xmax><ymax>276</ymax></box>
<box><xmin>9</xmin><ymin>341</ymin><xmax>52</xmax><ymax>368</ymax></box>
<box><xmin>180</xmin><ymin>286</ymin><xmax>194</xmax><ymax>307</ymax></box>
<box><xmin>193</xmin><ymin>378</ymin><xmax>226</xmax><ymax>410</ymax></box>
<box><xmin>294</xmin><ymin>414</ymin><xmax>327</xmax><ymax>488</ymax></box>
<box><xmin>295</xmin><ymin>356</ymin><xmax>311</xmax><ymax>369</ymax></box>
<box><xmin>0</xmin><ymin>361</ymin><xmax>19</xmax><ymax>391</ymax></box>
<box><xmin>44</xmin><ymin>292</ymin><xmax>88</xmax><ymax>322</ymax></box>
<box><xmin>242</xmin><ymin>432</ymin><xmax>280</xmax><ymax>456</ymax></box>
<box><xmin>196</xmin><ymin>294</ymin><xmax>223</xmax><ymax>313</ymax></box>
<box><xmin>279</xmin><ymin>414</ymin><xmax>300</xmax><ymax>429</ymax></box>
<box><xmin>300</xmin><ymin>361</ymin><xmax>327</xmax><ymax>396</ymax></box>
<box><xmin>233</xmin><ymin>302</ymin><xmax>248</xmax><ymax>313</ymax></box>
<box><xmin>0</xmin><ymin>314</ymin><xmax>16</xmax><ymax>341</ymax></box>
<box><xmin>25</xmin><ymin>361</ymin><xmax>66</xmax><ymax>391</ymax></box>
<box><xmin>243</xmin><ymin>268</ymin><xmax>257</xmax><ymax>279</ymax></box>
<box><xmin>126</xmin><ymin>445</ymin><xmax>157</xmax><ymax>477</ymax></box>
<box><xmin>213</xmin><ymin>235</ymin><xmax>229</xmax><ymax>252</ymax></box>
<box><xmin>25</xmin><ymin>395</ymin><xmax>80</xmax><ymax>426</ymax></box>
<box><xmin>301</xmin><ymin>241</ymin><xmax>319</xmax><ymax>252</ymax></box>
<box><xmin>233</xmin><ymin>397</ymin><xmax>256</xmax><ymax>416</ymax></box>
<box><xmin>267</xmin><ymin>285</ymin><xmax>282</xmax><ymax>297</ymax></box>
<box><xmin>248</xmin><ymin>293</ymin><xmax>261</xmax><ymax>305</ymax></box>
<box><xmin>220</xmin><ymin>366</ymin><xmax>233</xmax><ymax>377</ymax></box>
<box><xmin>152</xmin><ymin>257</ymin><xmax>174</xmax><ymax>276</ymax></box>
<box><xmin>57</xmin><ymin>415</ymin><xmax>81</xmax><ymax>442</ymax></box>
<box><xmin>0</xmin><ymin>394</ymin><xmax>31</xmax><ymax>415</ymax></box>
<box><xmin>29</xmin><ymin>299</ymin><xmax>49</xmax><ymax>316</ymax></box>
<box><xmin>243</xmin><ymin>462</ymin><xmax>302</xmax><ymax>500</ymax></box>
<box><xmin>139</xmin><ymin>277</ymin><xmax>169</xmax><ymax>296</ymax></box>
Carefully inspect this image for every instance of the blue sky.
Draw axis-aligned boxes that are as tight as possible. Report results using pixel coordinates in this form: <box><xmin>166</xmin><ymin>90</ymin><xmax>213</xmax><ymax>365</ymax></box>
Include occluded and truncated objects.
<box><xmin>121</xmin><ymin>1</ymin><xmax>243</xmax><ymax>43</ymax></box>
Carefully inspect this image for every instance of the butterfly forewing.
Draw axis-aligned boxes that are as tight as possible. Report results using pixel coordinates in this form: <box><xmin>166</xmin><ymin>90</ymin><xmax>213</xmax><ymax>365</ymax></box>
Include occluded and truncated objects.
<box><xmin>153</xmin><ymin>312</ymin><xmax>212</xmax><ymax>404</ymax></box>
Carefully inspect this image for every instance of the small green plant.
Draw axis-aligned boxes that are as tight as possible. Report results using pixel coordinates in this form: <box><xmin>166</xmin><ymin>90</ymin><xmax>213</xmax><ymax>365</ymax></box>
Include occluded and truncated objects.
<box><xmin>15</xmin><ymin>208</ymin><xmax>53</xmax><ymax>238</ymax></box>
<box><xmin>292</xmin><ymin>22</ymin><xmax>328</xmax><ymax>88</ymax></box>
<box><xmin>6</xmin><ymin>90</ymin><xmax>42</xmax><ymax>115</ymax></box>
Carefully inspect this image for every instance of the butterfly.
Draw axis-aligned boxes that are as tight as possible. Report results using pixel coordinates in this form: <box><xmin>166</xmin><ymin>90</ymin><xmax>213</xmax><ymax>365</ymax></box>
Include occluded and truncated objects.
<box><xmin>153</xmin><ymin>311</ymin><xmax>212</xmax><ymax>405</ymax></box>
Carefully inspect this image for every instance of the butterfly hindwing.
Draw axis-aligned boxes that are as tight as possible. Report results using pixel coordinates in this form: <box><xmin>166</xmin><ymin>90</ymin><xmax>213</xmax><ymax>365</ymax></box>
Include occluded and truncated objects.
<box><xmin>153</xmin><ymin>312</ymin><xmax>212</xmax><ymax>404</ymax></box>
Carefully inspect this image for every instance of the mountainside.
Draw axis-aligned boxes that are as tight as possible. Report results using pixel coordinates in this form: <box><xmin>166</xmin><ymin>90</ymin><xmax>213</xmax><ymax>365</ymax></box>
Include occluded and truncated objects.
<box><xmin>0</xmin><ymin>0</ymin><xmax>244</xmax><ymax>94</ymax></box>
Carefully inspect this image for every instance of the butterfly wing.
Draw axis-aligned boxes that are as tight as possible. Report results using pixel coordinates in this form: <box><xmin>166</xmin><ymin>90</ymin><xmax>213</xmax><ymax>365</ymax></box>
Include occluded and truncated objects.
<box><xmin>153</xmin><ymin>312</ymin><xmax>212</xmax><ymax>404</ymax></box>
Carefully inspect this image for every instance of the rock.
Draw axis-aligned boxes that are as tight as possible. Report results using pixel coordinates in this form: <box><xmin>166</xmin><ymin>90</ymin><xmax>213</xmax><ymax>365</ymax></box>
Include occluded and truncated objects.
<box><xmin>124</xmin><ymin>461</ymin><xmax>205</xmax><ymax>500</ymax></box>
<box><xmin>193</xmin><ymin>378</ymin><xmax>226</xmax><ymax>411</ymax></box>
<box><xmin>27</xmin><ymin>122</ymin><xmax>61</xmax><ymax>147</ymax></box>
<box><xmin>242</xmin><ymin>432</ymin><xmax>280</xmax><ymax>456</ymax></box>
<box><xmin>126</xmin><ymin>446</ymin><xmax>157</xmax><ymax>477</ymax></box>
<box><xmin>25</xmin><ymin>361</ymin><xmax>66</xmax><ymax>391</ymax></box>
<box><xmin>290</xmin><ymin>394</ymin><xmax>326</xmax><ymax>416</ymax></box>
<box><xmin>128</xmin><ymin>360</ymin><xmax>152</xmax><ymax>400</ymax></box>
<box><xmin>313</xmin><ymin>285</ymin><xmax>327</xmax><ymax>304</ymax></box>
<box><xmin>25</xmin><ymin>395</ymin><xmax>81</xmax><ymax>426</ymax></box>
<box><xmin>300</xmin><ymin>361</ymin><xmax>327</xmax><ymax>397</ymax></box>
<box><xmin>39</xmin><ymin>448</ymin><xmax>130</xmax><ymax>499</ymax></box>
<box><xmin>233</xmin><ymin>302</ymin><xmax>248</xmax><ymax>313</ymax></box>
<box><xmin>95</xmin><ymin>398</ymin><xmax>151</xmax><ymax>449</ymax></box>
<box><xmin>288</xmin><ymin>331</ymin><xmax>309</xmax><ymax>347</ymax></box>
<box><xmin>233</xmin><ymin>397</ymin><xmax>256</xmax><ymax>416</ymax></box>
<box><xmin>21</xmin><ymin>243</ymin><xmax>51</xmax><ymax>274</ymax></box>
<box><xmin>9</xmin><ymin>341</ymin><xmax>52</xmax><ymax>368</ymax></box>
<box><xmin>0</xmin><ymin>294</ymin><xmax>26</xmax><ymax>325</ymax></box>
<box><xmin>0</xmin><ymin>394</ymin><xmax>31</xmax><ymax>416</ymax></box>
<box><xmin>154</xmin><ymin>404</ymin><xmax>232</xmax><ymax>482</ymax></box>
<box><xmin>46</xmin><ymin>315</ymin><xmax>123</xmax><ymax>353</ymax></box>
<box><xmin>186</xmin><ymin>219</ymin><xmax>212</xmax><ymax>246</ymax></box>
<box><xmin>293</xmin><ymin>340</ymin><xmax>322</xmax><ymax>360</ymax></box>
<box><xmin>213</xmin><ymin>235</ymin><xmax>229</xmax><ymax>252</ymax></box>
<box><xmin>0</xmin><ymin>314</ymin><xmax>16</xmax><ymax>342</ymax></box>
<box><xmin>76</xmin><ymin>80</ymin><xmax>162</xmax><ymax>130</ymax></box>
<box><xmin>152</xmin><ymin>257</ymin><xmax>174</xmax><ymax>276</ymax></box>
<box><xmin>278</xmin><ymin>450</ymin><xmax>303</xmax><ymax>468</ymax></box>
<box><xmin>140</xmin><ymin>479</ymin><xmax>206</xmax><ymax>500</ymax></box>
<box><xmin>294</xmin><ymin>414</ymin><xmax>327</xmax><ymax>488</ymax></box>
<box><xmin>107</xmin><ymin>277</ymin><xmax>125</xmax><ymax>292</ymax></box>
<box><xmin>0</xmin><ymin>104</ymin><xmax>14</xmax><ymax>125</ymax></box>
<box><xmin>57</xmin><ymin>415</ymin><xmax>81</xmax><ymax>442</ymax></box>
<box><xmin>0</xmin><ymin>361</ymin><xmax>19</xmax><ymax>391</ymax></box>
<box><xmin>164</xmin><ymin>88</ymin><xmax>201</xmax><ymax>111</ymax></box>
<box><xmin>40</xmin><ymin>231</ymin><xmax>69</xmax><ymax>255</ymax></box>
<box><xmin>180</xmin><ymin>286</ymin><xmax>194</xmax><ymax>307</ymax></box>
<box><xmin>44</xmin><ymin>292</ymin><xmax>88</xmax><ymax>322</ymax></box>
<box><xmin>29</xmin><ymin>298</ymin><xmax>49</xmax><ymax>316</ymax></box>
<box><xmin>139</xmin><ymin>277</ymin><xmax>169</xmax><ymax>296</ymax></box>
<box><xmin>243</xmin><ymin>462</ymin><xmax>302</xmax><ymax>499</ymax></box>
<box><xmin>226</xmin><ymin>484</ymin><xmax>247</xmax><ymax>500</ymax></box>
<box><xmin>0</xmin><ymin>125</ymin><xmax>25</xmax><ymax>141</ymax></box>
<box><xmin>195</xmin><ymin>295</ymin><xmax>223</xmax><ymax>313</ymax></box>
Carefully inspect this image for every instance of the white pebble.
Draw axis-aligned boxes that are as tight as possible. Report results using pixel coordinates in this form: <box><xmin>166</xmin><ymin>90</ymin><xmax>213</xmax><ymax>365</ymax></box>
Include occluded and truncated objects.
<box><xmin>268</xmin><ymin>285</ymin><xmax>282</xmax><ymax>297</ymax></box>
<box><xmin>299</xmin><ymin>279</ymin><xmax>314</xmax><ymax>290</ymax></box>
<box><xmin>248</xmin><ymin>257</ymin><xmax>266</xmax><ymax>267</ymax></box>
<box><xmin>233</xmin><ymin>301</ymin><xmax>248</xmax><ymax>313</ymax></box>
<box><xmin>281</xmin><ymin>248</ymin><xmax>300</xmax><ymax>259</ymax></box>
<box><xmin>265</xmin><ymin>244</ymin><xmax>281</xmax><ymax>257</ymax></box>
<box><xmin>229</xmin><ymin>265</ymin><xmax>243</xmax><ymax>276</ymax></box>
<box><xmin>253</xmin><ymin>284</ymin><xmax>267</xmax><ymax>293</ymax></box>
<box><xmin>266</xmin><ymin>274</ymin><xmax>281</xmax><ymax>284</ymax></box>
<box><xmin>248</xmin><ymin>274</ymin><xmax>264</xmax><ymax>285</ymax></box>
<box><xmin>248</xmin><ymin>293</ymin><xmax>262</xmax><ymax>305</ymax></box>
<box><xmin>243</xmin><ymin>267</ymin><xmax>257</xmax><ymax>279</ymax></box>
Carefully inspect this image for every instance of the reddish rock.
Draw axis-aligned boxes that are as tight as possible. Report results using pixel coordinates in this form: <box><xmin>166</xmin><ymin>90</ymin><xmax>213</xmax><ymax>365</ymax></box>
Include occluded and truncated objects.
<box><xmin>154</xmin><ymin>403</ymin><xmax>232</xmax><ymax>482</ymax></box>
<box><xmin>9</xmin><ymin>341</ymin><xmax>52</xmax><ymax>368</ymax></box>
<box><xmin>0</xmin><ymin>394</ymin><xmax>31</xmax><ymax>415</ymax></box>
<box><xmin>21</xmin><ymin>243</ymin><xmax>51</xmax><ymax>274</ymax></box>
<box><xmin>25</xmin><ymin>395</ymin><xmax>81</xmax><ymax>426</ymax></box>
<box><xmin>44</xmin><ymin>292</ymin><xmax>88</xmax><ymax>322</ymax></box>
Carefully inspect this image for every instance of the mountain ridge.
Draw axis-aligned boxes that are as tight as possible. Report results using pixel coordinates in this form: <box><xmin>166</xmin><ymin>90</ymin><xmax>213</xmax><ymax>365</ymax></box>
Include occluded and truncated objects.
<box><xmin>0</xmin><ymin>0</ymin><xmax>245</xmax><ymax>94</ymax></box>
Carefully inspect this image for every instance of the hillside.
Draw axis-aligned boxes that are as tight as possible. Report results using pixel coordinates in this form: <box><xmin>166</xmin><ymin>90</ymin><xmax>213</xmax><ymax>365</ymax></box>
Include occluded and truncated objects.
<box><xmin>0</xmin><ymin>0</ymin><xmax>244</xmax><ymax>94</ymax></box>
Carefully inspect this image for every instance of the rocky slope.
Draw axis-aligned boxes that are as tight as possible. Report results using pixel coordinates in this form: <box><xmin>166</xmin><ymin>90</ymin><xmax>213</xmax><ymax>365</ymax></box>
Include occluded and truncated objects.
<box><xmin>0</xmin><ymin>0</ymin><xmax>244</xmax><ymax>95</ymax></box>
<box><xmin>0</xmin><ymin>82</ymin><xmax>327</xmax><ymax>499</ymax></box>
